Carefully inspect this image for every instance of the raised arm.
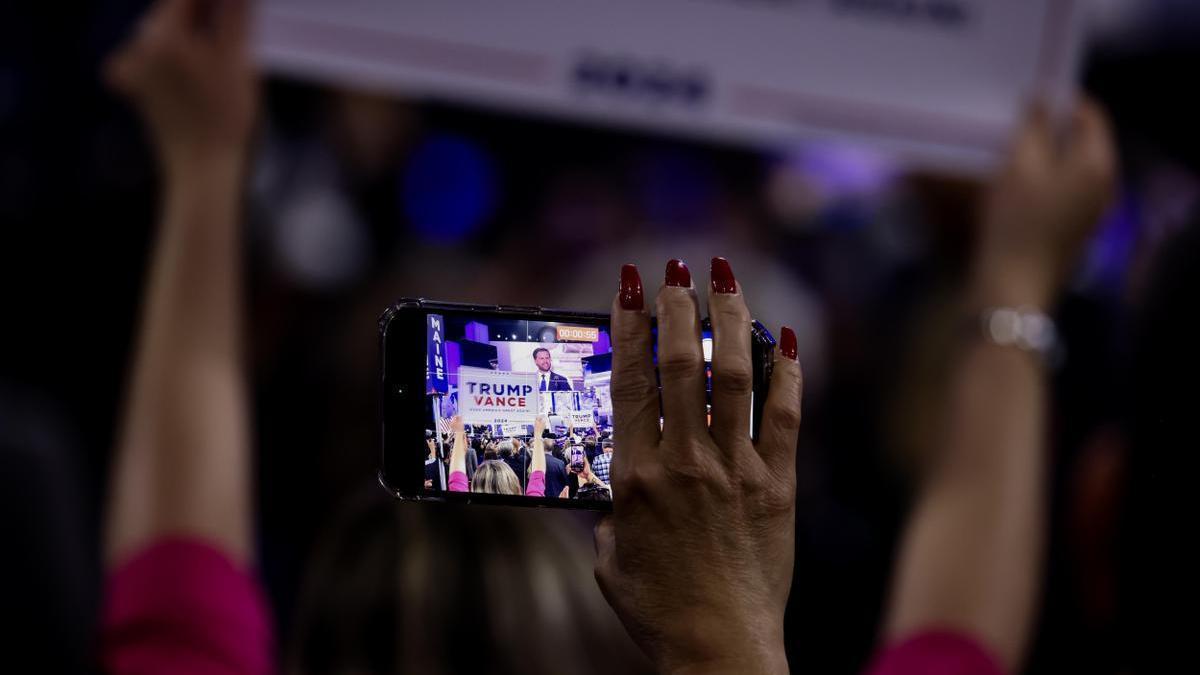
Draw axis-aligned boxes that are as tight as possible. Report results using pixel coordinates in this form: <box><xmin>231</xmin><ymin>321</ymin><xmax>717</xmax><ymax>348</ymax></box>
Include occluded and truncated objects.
<box><xmin>522</xmin><ymin>414</ymin><xmax>549</xmax><ymax>497</ymax></box>
<box><xmin>880</xmin><ymin>101</ymin><xmax>1116</xmax><ymax>671</ymax></box>
<box><xmin>448</xmin><ymin>416</ymin><xmax>467</xmax><ymax>475</ymax></box>
<box><xmin>104</xmin><ymin>0</ymin><xmax>257</xmax><ymax>567</ymax></box>
<box><xmin>531</xmin><ymin>414</ymin><xmax>547</xmax><ymax>476</ymax></box>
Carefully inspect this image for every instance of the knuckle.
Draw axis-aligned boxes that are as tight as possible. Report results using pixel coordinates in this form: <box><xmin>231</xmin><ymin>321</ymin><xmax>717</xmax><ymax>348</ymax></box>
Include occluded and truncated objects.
<box><xmin>614</xmin><ymin>317</ymin><xmax>652</xmax><ymax>345</ymax></box>
<box><xmin>710</xmin><ymin>299</ymin><xmax>750</xmax><ymax>325</ymax></box>
<box><xmin>715</xmin><ymin>364</ymin><xmax>753</xmax><ymax>396</ymax></box>
<box><xmin>762</xmin><ymin>478</ymin><xmax>797</xmax><ymax>516</ymax></box>
<box><xmin>619</xmin><ymin>464</ymin><xmax>657</xmax><ymax>502</ymax></box>
<box><xmin>738</xmin><ymin>461</ymin><xmax>770</xmax><ymax>493</ymax></box>
<box><xmin>658</xmin><ymin>289</ymin><xmax>696</xmax><ymax>314</ymax></box>
<box><xmin>610</xmin><ymin>372</ymin><xmax>657</xmax><ymax>405</ymax></box>
<box><xmin>767</xmin><ymin>401</ymin><xmax>802</xmax><ymax>435</ymax></box>
<box><xmin>664</xmin><ymin>450</ymin><xmax>734</xmax><ymax>496</ymax></box>
<box><xmin>657</xmin><ymin>350</ymin><xmax>703</xmax><ymax>380</ymax></box>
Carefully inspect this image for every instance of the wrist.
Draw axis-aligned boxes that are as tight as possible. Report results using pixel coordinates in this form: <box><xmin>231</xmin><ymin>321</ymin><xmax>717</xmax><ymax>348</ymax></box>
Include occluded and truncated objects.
<box><xmin>161</xmin><ymin>143</ymin><xmax>247</xmax><ymax>184</ymax></box>
<box><xmin>657</xmin><ymin>620</ymin><xmax>788</xmax><ymax>675</ymax></box>
<box><xmin>661</xmin><ymin>646</ymin><xmax>788</xmax><ymax>675</ymax></box>
<box><xmin>968</xmin><ymin>257</ymin><xmax>1056</xmax><ymax>311</ymax></box>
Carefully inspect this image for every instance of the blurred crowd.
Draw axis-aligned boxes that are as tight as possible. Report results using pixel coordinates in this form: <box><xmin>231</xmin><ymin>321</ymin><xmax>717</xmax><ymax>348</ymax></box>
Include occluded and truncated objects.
<box><xmin>2</xmin><ymin>1</ymin><xmax>1198</xmax><ymax>673</ymax></box>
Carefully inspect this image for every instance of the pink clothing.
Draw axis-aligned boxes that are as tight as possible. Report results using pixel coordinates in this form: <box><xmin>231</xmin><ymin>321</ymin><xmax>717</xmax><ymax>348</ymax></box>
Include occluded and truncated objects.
<box><xmin>448</xmin><ymin>469</ymin><xmax>470</xmax><ymax>492</ymax></box>
<box><xmin>100</xmin><ymin>537</ymin><xmax>275</xmax><ymax>675</ymax></box>
<box><xmin>526</xmin><ymin>469</ymin><xmax>546</xmax><ymax>497</ymax></box>
<box><xmin>97</xmin><ymin>539</ymin><xmax>1000</xmax><ymax>675</ymax></box>
<box><xmin>448</xmin><ymin>469</ymin><xmax>546</xmax><ymax>497</ymax></box>
<box><xmin>865</xmin><ymin>630</ymin><xmax>1005</xmax><ymax>675</ymax></box>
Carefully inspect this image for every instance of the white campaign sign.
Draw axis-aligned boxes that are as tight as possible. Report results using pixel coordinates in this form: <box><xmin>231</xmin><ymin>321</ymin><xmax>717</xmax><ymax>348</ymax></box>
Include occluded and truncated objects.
<box><xmin>567</xmin><ymin>410</ymin><xmax>595</xmax><ymax>429</ymax></box>
<box><xmin>500</xmin><ymin>422</ymin><xmax>527</xmax><ymax>437</ymax></box>
<box><xmin>256</xmin><ymin>0</ymin><xmax>1084</xmax><ymax>171</ymax></box>
<box><xmin>458</xmin><ymin>367</ymin><xmax>540</xmax><ymax>425</ymax></box>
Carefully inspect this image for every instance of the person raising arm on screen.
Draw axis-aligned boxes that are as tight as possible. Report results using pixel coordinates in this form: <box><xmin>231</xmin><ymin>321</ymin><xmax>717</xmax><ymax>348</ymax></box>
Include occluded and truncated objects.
<box><xmin>449</xmin><ymin>414</ymin><xmax>549</xmax><ymax>497</ymax></box>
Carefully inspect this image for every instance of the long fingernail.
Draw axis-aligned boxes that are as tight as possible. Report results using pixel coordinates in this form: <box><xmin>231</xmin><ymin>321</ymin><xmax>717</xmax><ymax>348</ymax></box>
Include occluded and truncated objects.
<box><xmin>665</xmin><ymin>259</ymin><xmax>691</xmax><ymax>288</ymax></box>
<box><xmin>710</xmin><ymin>257</ymin><xmax>736</xmax><ymax>294</ymax></box>
<box><xmin>619</xmin><ymin>264</ymin><xmax>644</xmax><ymax>310</ymax></box>
<box><xmin>780</xmin><ymin>326</ymin><xmax>797</xmax><ymax>361</ymax></box>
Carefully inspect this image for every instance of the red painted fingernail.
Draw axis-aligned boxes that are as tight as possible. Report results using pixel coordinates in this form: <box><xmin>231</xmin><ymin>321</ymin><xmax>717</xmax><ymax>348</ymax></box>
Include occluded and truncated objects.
<box><xmin>711</xmin><ymin>257</ymin><xmax>736</xmax><ymax>294</ymax></box>
<box><xmin>780</xmin><ymin>326</ymin><xmax>797</xmax><ymax>361</ymax></box>
<box><xmin>619</xmin><ymin>264</ymin><xmax>644</xmax><ymax>310</ymax></box>
<box><xmin>665</xmin><ymin>259</ymin><xmax>691</xmax><ymax>288</ymax></box>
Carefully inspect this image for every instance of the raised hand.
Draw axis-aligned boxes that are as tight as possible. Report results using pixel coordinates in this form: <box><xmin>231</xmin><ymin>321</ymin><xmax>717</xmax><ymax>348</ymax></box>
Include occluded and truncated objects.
<box><xmin>105</xmin><ymin>0</ymin><xmax>257</xmax><ymax>173</ymax></box>
<box><xmin>594</xmin><ymin>259</ymin><xmax>802</xmax><ymax>675</ymax></box>
<box><xmin>972</xmin><ymin>99</ymin><xmax>1117</xmax><ymax>309</ymax></box>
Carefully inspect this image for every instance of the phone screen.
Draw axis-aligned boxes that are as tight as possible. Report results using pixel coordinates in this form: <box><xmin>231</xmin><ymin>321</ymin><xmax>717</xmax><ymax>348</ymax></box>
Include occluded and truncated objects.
<box><xmin>420</xmin><ymin>312</ymin><xmax>615</xmax><ymax>502</ymax></box>
<box><xmin>415</xmin><ymin>310</ymin><xmax>742</xmax><ymax>503</ymax></box>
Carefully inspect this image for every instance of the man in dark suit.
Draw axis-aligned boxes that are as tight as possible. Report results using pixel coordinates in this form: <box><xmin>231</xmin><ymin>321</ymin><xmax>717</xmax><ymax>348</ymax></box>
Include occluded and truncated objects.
<box><xmin>533</xmin><ymin>347</ymin><xmax>572</xmax><ymax>391</ymax></box>
<box><xmin>500</xmin><ymin>437</ymin><xmax>567</xmax><ymax>497</ymax></box>
<box><xmin>539</xmin><ymin>438</ymin><xmax>570</xmax><ymax>499</ymax></box>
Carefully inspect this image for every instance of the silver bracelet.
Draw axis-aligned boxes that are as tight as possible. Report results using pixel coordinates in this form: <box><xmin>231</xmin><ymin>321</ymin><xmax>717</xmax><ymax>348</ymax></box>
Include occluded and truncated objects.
<box><xmin>978</xmin><ymin>306</ymin><xmax>1061</xmax><ymax>367</ymax></box>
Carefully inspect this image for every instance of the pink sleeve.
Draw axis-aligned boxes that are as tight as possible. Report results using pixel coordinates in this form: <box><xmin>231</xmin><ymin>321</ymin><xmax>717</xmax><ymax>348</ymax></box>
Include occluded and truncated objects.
<box><xmin>526</xmin><ymin>469</ymin><xmax>546</xmax><ymax>497</ymax></box>
<box><xmin>865</xmin><ymin>630</ymin><xmax>1005</xmax><ymax>675</ymax></box>
<box><xmin>100</xmin><ymin>537</ymin><xmax>275</xmax><ymax>675</ymax></box>
<box><xmin>448</xmin><ymin>470</ymin><xmax>469</xmax><ymax>492</ymax></box>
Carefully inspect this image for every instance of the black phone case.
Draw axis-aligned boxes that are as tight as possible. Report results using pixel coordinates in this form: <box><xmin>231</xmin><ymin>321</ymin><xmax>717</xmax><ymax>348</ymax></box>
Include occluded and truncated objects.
<box><xmin>379</xmin><ymin>298</ymin><xmax>775</xmax><ymax>511</ymax></box>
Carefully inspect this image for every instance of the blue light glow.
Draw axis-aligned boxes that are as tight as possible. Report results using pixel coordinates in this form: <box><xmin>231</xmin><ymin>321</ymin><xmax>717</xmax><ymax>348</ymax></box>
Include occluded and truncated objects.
<box><xmin>402</xmin><ymin>134</ymin><xmax>497</xmax><ymax>242</ymax></box>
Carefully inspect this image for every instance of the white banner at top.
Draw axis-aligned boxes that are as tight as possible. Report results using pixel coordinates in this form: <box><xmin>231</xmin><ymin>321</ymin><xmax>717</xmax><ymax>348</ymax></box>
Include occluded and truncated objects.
<box><xmin>256</xmin><ymin>0</ymin><xmax>1085</xmax><ymax>171</ymax></box>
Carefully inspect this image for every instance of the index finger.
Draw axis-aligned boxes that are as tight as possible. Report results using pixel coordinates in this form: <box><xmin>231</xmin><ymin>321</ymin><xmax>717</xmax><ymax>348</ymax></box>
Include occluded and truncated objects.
<box><xmin>609</xmin><ymin>264</ymin><xmax>659</xmax><ymax>483</ymax></box>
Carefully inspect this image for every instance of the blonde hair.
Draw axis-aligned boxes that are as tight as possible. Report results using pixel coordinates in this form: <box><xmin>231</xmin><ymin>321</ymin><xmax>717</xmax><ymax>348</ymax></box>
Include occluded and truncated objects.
<box><xmin>470</xmin><ymin>460</ymin><xmax>522</xmax><ymax>495</ymax></box>
<box><xmin>289</xmin><ymin>491</ymin><xmax>651</xmax><ymax>674</ymax></box>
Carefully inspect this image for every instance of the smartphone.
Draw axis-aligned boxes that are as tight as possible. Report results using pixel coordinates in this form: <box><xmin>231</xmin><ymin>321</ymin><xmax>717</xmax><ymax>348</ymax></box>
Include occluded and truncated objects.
<box><xmin>568</xmin><ymin>446</ymin><xmax>586</xmax><ymax>473</ymax></box>
<box><xmin>379</xmin><ymin>298</ymin><xmax>776</xmax><ymax>510</ymax></box>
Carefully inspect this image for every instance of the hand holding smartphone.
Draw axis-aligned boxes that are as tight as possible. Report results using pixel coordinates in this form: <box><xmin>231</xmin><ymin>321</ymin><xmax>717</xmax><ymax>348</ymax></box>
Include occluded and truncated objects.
<box><xmin>379</xmin><ymin>298</ymin><xmax>776</xmax><ymax>510</ymax></box>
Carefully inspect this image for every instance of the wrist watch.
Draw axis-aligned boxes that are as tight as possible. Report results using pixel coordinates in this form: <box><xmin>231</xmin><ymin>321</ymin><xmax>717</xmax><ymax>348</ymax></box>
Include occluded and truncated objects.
<box><xmin>976</xmin><ymin>306</ymin><xmax>1062</xmax><ymax>368</ymax></box>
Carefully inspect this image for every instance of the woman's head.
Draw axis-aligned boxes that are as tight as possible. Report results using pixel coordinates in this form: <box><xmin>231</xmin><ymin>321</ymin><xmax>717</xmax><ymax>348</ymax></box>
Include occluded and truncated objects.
<box><xmin>290</xmin><ymin>491</ymin><xmax>650</xmax><ymax>674</ymax></box>
<box><xmin>470</xmin><ymin>459</ymin><xmax>522</xmax><ymax>495</ymax></box>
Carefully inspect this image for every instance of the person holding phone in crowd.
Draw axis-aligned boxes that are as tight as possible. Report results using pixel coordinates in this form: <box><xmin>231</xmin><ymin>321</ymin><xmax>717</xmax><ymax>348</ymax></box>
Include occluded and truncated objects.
<box><xmin>595</xmin><ymin>101</ymin><xmax>1115</xmax><ymax>674</ymax></box>
<box><xmin>95</xmin><ymin>0</ymin><xmax>1117</xmax><ymax>672</ymax></box>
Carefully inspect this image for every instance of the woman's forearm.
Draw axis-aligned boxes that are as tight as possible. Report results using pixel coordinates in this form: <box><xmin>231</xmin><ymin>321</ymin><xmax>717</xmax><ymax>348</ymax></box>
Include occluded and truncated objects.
<box><xmin>449</xmin><ymin>428</ymin><xmax>467</xmax><ymax>475</ymax></box>
<box><xmin>107</xmin><ymin>155</ymin><xmax>251</xmax><ymax>567</ymax></box>
<box><xmin>531</xmin><ymin>437</ymin><xmax>546</xmax><ymax>474</ymax></box>
<box><xmin>884</xmin><ymin>325</ymin><xmax>1046</xmax><ymax>670</ymax></box>
<box><xmin>880</xmin><ymin>100</ymin><xmax>1115</xmax><ymax>672</ymax></box>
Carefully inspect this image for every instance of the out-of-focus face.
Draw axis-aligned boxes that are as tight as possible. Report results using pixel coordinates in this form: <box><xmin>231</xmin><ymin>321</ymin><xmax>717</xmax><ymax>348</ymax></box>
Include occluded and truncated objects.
<box><xmin>535</xmin><ymin>350</ymin><xmax>552</xmax><ymax>373</ymax></box>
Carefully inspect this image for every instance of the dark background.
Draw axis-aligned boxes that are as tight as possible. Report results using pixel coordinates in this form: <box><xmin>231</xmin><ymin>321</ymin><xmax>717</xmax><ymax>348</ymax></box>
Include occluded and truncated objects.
<box><xmin>2</xmin><ymin>1</ymin><xmax>1198</xmax><ymax>672</ymax></box>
